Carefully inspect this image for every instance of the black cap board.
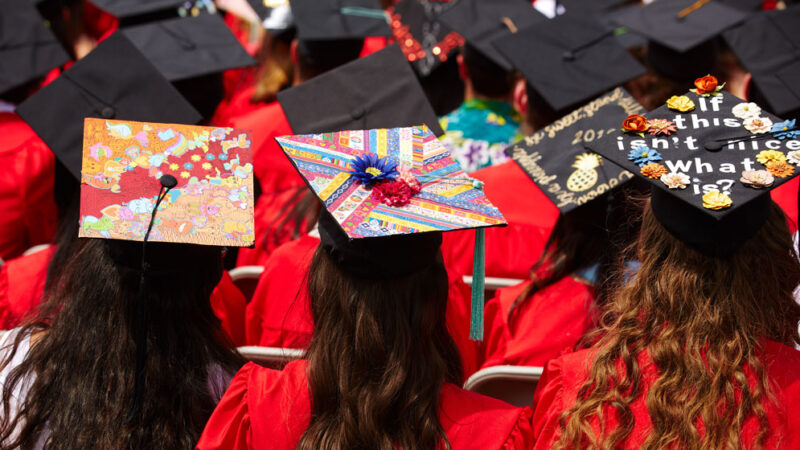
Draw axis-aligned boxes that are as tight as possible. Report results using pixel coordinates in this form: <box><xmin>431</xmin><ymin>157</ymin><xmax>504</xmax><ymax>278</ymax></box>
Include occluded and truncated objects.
<box><xmin>494</xmin><ymin>13</ymin><xmax>645</xmax><ymax>112</ymax></box>
<box><xmin>121</xmin><ymin>14</ymin><xmax>256</xmax><ymax>82</ymax></box>
<box><xmin>614</xmin><ymin>0</ymin><xmax>748</xmax><ymax>53</ymax></box>
<box><xmin>0</xmin><ymin>0</ymin><xmax>70</xmax><ymax>95</ymax></box>
<box><xmin>88</xmin><ymin>0</ymin><xmax>185</xmax><ymax>20</ymax></box>
<box><xmin>587</xmin><ymin>85</ymin><xmax>800</xmax><ymax>254</ymax></box>
<box><xmin>16</xmin><ymin>32</ymin><xmax>202</xmax><ymax>179</ymax></box>
<box><xmin>290</xmin><ymin>0</ymin><xmax>390</xmax><ymax>41</ymax></box>
<box><xmin>247</xmin><ymin>0</ymin><xmax>294</xmax><ymax>31</ymax></box>
<box><xmin>388</xmin><ymin>0</ymin><xmax>463</xmax><ymax>77</ymax></box>
<box><xmin>437</xmin><ymin>0</ymin><xmax>547</xmax><ymax>71</ymax></box>
<box><xmin>724</xmin><ymin>7</ymin><xmax>800</xmax><ymax>116</ymax></box>
<box><xmin>718</xmin><ymin>0</ymin><xmax>765</xmax><ymax>11</ymax></box>
<box><xmin>560</xmin><ymin>0</ymin><xmax>634</xmax><ymax>12</ymax></box>
<box><xmin>507</xmin><ymin>87</ymin><xmax>644</xmax><ymax>214</ymax></box>
<box><xmin>277</xmin><ymin>44</ymin><xmax>444</xmax><ymax>136</ymax></box>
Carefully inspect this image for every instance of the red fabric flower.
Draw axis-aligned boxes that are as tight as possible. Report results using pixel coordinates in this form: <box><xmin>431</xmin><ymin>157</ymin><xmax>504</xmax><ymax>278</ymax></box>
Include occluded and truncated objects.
<box><xmin>372</xmin><ymin>178</ymin><xmax>421</xmax><ymax>207</ymax></box>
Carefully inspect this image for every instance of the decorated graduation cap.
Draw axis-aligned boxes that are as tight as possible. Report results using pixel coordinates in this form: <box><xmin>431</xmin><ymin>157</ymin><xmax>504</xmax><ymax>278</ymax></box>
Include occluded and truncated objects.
<box><xmin>507</xmin><ymin>87</ymin><xmax>643</xmax><ymax>214</ymax></box>
<box><xmin>16</xmin><ymin>32</ymin><xmax>203</xmax><ymax>180</ymax></box>
<box><xmin>437</xmin><ymin>0</ymin><xmax>547</xmax><ymax>71</ymax></box>
<box><xmin>276</xmin><ymin>125</ymin><xmax>506</xmax><ymax>339</ymax></box>
<box><xmin>278</xmin><ymin>45</ymin><xmax>444</xmax><ymax>136</ymax></box>
<box><xmin>247</xmin><ymin>0</ymin><xmax>294</xmax><ymax>32</ymax></box>
<box><xmin>88</xmin><ymin>0</ymin><xmax>185</xmax><ymax>23</ymax></box>
<box><xmin>0</xmin><ymin>0</ymin><xmax>70</xmax><ymax>96</ymax></box>
<box><xmin>723</xmin><ymin>7</ymin><xmax>800</xmax><ymax>117</ymax></box>
<box><xmin>387</xmin><ymin>0</ymin><xmax>463</xmax><ymax>77</ymax></box>
<box><xmin>587</xmin><ymin>75</ymin><xmax>800</xmax><ymax>255</ymax></box>
<box><xmin>494</xmin><ymin>13</ymin><xmax>645</xmax><ymax>112</ymax></box>
<box><xmin>121</xmin><ymin>14</ymin><xmax>256</xmax><ymax>82</ymax></box>
<box><xmin>289</xmin><ymin>0</ymin><xmax>390</xmax><ymax>41</ymax></box>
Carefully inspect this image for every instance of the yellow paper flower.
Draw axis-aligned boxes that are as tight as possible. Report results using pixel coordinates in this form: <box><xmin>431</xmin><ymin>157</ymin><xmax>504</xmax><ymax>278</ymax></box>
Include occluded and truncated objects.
<box><xmin>180</xmin><ymin>171</ymin><xmax>190</xmax><ymax>179</ymax></box>
<box><xmin>756</xmin><ymin>150</ymin><xmax>787</xmax><ymax>165</ymax></box>
<box><xmin>640</xmin><ymin>163</ymin><xmax>668</xmax><ymax>179</ymax></box>
<box><xmin>191</xmin><ymin>154</ymin><xmax>202</xmax><ymax>162</ymax></box>
<box><xmin>666</xmin><ymin>95</ymin><xmax>695</xmax><ymax>112</ymax></box>
<box><xmin>766</xmin><ymin>161</ymin><xmax>794</xmax><ymax>178</ymax></box>
<box><xmin>169</xmin><ymin>163</ymin><xmax>179</xmax><ymax>170</ymax></box>
<box><xmin>202</xmin><ymin>162</ymin><xmax>212</xmax><ymax>170</ymax></box>
<box><xmin>702</xmin><ymin>190</ymin><xmax>732</xmax><ymax>210</ymax></box>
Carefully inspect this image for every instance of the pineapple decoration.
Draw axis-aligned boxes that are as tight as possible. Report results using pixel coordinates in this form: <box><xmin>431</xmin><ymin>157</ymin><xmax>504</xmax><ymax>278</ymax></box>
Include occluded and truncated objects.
<box><xmin>567</xmin><ymin>153</ymin><xmax>603</xmax><ymax>192</ymax></box>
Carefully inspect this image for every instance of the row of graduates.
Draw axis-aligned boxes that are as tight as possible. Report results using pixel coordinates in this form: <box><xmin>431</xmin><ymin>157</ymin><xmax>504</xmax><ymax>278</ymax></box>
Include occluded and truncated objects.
<box><xmin>0</xmin><ymin>0</ymin><xmax>799</xmax><ymax>448</ymax></box>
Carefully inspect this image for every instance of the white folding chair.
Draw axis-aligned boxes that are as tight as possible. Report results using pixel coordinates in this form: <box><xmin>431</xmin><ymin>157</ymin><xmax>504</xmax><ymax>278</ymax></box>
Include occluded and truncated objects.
<box><xmin>229</xmin><ymin>265</ymin><xmax>265</xmax><ymax>303</ymax></box>
<box><xmin>463</xmin><ymin>365</ymin><xmax>544</xmax><ymax>408</ymax></box>
<box><xmin>237</xmin><ymin>346</ymin><xmax>304</xmax><ymax>369</ymax></box>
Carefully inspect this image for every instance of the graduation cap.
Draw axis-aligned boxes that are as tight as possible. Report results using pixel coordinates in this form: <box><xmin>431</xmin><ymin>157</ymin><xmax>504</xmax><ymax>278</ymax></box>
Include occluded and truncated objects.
<box><xmin>16</xmin><ymin>32</ymin><xmax>203</xmax><ymax>180</ymax></box>
<box><xmin>507</xmin><ymin>87</ymin><xmax>644</xmax><ymax>214</ymax></box>
<box><xmin>290</xmin><ymin>0</ymin><xmax>390</xmax><ymax>41</ymax></box>
<box><xmin>723</xmin><ymin>7</ymin><xmax>800</xmax><ymax>116</ymax></box>
<box><xmin>387</xmin><ymin>0</ymin><xmax>463</xmax><ymax>77</ymax></box>
<box><xmin>437</xmin><ymin>0</ymin><xmax>547</xmax><ymax>71</ymax></box>
<box><xmin>560</xmin><ymin>0</ymin><xmax>634</xmax><ymax>13</ymax></box>
<box><xmin>277</xmin><ymin>45</ymin><xmax>444</xmax><ymax>136</ymax></box>
<box><xmin>121</xmin><ymin>14</ymin><xmax>256</xmax><ymax>82</ymax></box>
<box><xmin>587</xmin><ymin>76</ymin><xmax>800</xmax><ymax>255</ymax></box>
<box><xmin>246</xmin><ymin>0</ymin><xmax>294</xmax><ymax>32</ymax></box>
<box><xmin>88</xmin><ymin>0</ymin><xmax>186</xmax><ymax>24</ymax></box>
<box><xmin>0</xmin><ymin>0</ymin><xmax>70</xmax><ymax>95</ymax></box>
<box><xmin>276</xmin><ymin>124</ymin><xmax>506</xmax><ymax>339</ymax></box>
<box><xmin>494</xmin><ymin>13</ymin><xmax>645</xmax><ymax>112</ymax></box>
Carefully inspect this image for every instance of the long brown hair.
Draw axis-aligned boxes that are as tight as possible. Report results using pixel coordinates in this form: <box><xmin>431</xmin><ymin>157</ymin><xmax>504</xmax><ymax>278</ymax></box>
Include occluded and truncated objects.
<box><xmin>251</xmin><ymin>31</ymin><xmax>294</xmax><ymax>104</ymax></box>
<box><xmin>0</xmin><ymin>238</ymin><xmax>243</xmax><ymax>449</ymax></box>
<box><xmin>556</xmin><ymin>199</ymin><xmax>800</xmax><ymax>449</ymax></box>
<box><xmin>297</xmin><ymin>247</ymin><xmax>463</xmax><ymax>450</ymax></box>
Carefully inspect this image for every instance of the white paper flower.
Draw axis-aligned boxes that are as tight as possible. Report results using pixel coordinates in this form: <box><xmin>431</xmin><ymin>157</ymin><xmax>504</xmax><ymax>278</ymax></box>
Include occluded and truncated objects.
<box><xmin>732</xmin><ymin>102</ymin><xmax>762</xmax><ymax>119</ymax></box>
<box><xmin>740</xmin><ymin>170</ymin><xmax>774</xmax><ymax>189</ymax></box>
<box><xmin>744</xmin><ymin>116</ymin><xmax>773</xmax><ymax>134</ymax></box>
<box><xmin>787</xmin><ymin>150</ymin><xmax>800</xmax><ymax>166</ymax></box>
<box><xmin>660</xmin><ymin>172</ymin><xmax>690</xmax><ymax>189</ymax></box>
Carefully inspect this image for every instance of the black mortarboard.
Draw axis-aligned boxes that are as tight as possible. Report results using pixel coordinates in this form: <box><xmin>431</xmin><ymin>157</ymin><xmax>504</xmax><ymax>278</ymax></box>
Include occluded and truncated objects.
<box><xmin>437</xmin><ymin>0</ymin><xmax>547</xmax><ymax>71</ymax></box>
<box><xmin>121</xmin><ymin>14</ymin><xmax>256</xmax><ymax>82</ymax></box>
<box><xmin>561</xmin><ymin>0</ymin><xmax>634</xmax><ymax>12</ymax></box>
<box><xmin>277</xmin><ymin>45</ymin><xmax>444</xmax><ymax>136</ymax></box>
<box><xmin>290</xmin><ymin>0</ymin><xmax>390</xmax><ymax>41</ymax></box>
<box><xmin>246</xmin><ymin>0</ymin><xmax>294</xmax><ymax>32</ymax></box>
<box><xmin>717</xmin><ymin>0</ymin><xmax>765</xmax><ymax>11</ymax></box>
<box><xmin>507</xmin><ymin>87</ymin><xmax>643</xmax><ymax>214</ymax></box>
<box><xmin>494</xmin><ymin>13</ymin><xmax>645</xmax><ymax>112</ymax></box>
<box><xmin>388</xmin><ymin>0</ymin><xmax>463</xmax><ymax>77</ymax></box>
<box><xmin>16</xmin><ymin>32</ymin><xmax>202</xmax><ymax>180</ymax></box>
<box><xmin>588</xmin><ymin>82</ymin><xmax>800</xmax><ymax>255</ymax></box>
<box><xmin>0</xmin><ymin>0</ymin><xmax>70</xmax><ymax>95</ymax></box>
<box><xmin>88</xmin><ymin>0</ymin><xmax>185</xmax><ymax>23</ymax></box>
<box><xmin>724</xmin><ymin>7</ymin><xmax>800</xmax><ymax>116</ymax></box>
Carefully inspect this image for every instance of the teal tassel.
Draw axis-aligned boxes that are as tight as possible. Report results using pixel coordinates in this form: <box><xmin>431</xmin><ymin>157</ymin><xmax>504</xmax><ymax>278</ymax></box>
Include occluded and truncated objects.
<box><xmin>340</xmin><ymin>7</ymin><xmax>387</xmax><ymax>20</ymax></box>
<box><xmin>469</xmin><ymin>228</ymin><xmax>485</xmax><ymax>341</ymax></box>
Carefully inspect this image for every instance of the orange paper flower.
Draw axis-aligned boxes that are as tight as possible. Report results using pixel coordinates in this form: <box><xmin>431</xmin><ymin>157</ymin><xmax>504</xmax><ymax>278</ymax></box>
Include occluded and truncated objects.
<box><xmin>702</xmin><ymin>190</ymin><xmax>732</xmax><ymax>210</ymax></box>
<box><xmin>622</xmin><ymin>114</ymin><xmax>649</xmax><ymax>135</ymax></box>
<box><xmin>640</xmin><ymin>163</ymin><xmax>668</xmax><ymax>179</ymax></box>
<box><xmin>766</xmin><ymin>161</ymin><xmax>794</xmax><ymax>178</ymax></box>
<box><xmin>691</xmin><ymin>74</ymin><xmax>725</xmax><ymax>97</ymax></box>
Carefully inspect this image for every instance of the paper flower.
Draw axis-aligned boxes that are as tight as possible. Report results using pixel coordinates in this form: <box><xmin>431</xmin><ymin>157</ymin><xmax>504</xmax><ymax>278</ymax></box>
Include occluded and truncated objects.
<box><xmin>766</xmin><ymin>161</ymin><xmax>794</xmax><ymax>178</ymax></box>
<box><xmin>621</xmin><ymin>114</ymin><xmax>649</xmax><ymax>136</ymax></box>
<box><xmin>666</xmin><ymin>95</ymin><xmax>695</xmax><ymax>112</ymax></box>
<box><xmin>660</xmin><ymin>172</ymin><xmax>690</xmax><ymax>189</ymax></box>
<box><xmin>771</xmin><ymin>119</ymin><xmax>799</xmax><ymax>140</ymax></box>
<box><xmin>641</xmin><ymin>163</ymin><xmax>668</xmax><ymax>179</ymax></box>
<box><xmin>756</xmin><ymin>150</ymin><xmax>786</xmax><ymax>165</ymax></box>
<box><xmin>349</xmin><ymin>154</ymin><xmax>399</xmax><ymax>186</ymax></box>
<box><xmin>740</xmin><ymin>170</ymin><xmax>774</xmax><ymax>188</ymax></box>
<box><xmin>647</xmin><ymin>119</ymin><xmax>677</xmax><ymax>136</ymax></box>
<box><xmin>627</xmin><ymin>145</ymin><xmax>663</xmax><ymax>167</ymax></box>
<box><xmin>743</xmin><ymin>117</ymin><xmax>773</xmax><ymax>134</ymax></box>
<box><xmin>398</xmin><ymin>166</ymin><xmax>421</xmax><ymax>191</ymax></box>
<box><xmin>787</xmin><ymin>150</ymin><xmax>800</xmax><ymax>166</ymax></box>
<box><xmin>372</xmin><ymin>178</ymin><xmax>421</xmax><ymax>207</ymax></box>
<box><xmin>702</xmin><ymin>190</ymin><xmax>732</xmax><ymax>210</ymax></box>
<box><xmin>690</xmin><ymin>74</ymin><xmax>725</xmax><ymax>97</ymax></box>
<box><xmin>732</xmin><ymin>102</ymin><xmax>761</xmax><ymax>119</ymax></box>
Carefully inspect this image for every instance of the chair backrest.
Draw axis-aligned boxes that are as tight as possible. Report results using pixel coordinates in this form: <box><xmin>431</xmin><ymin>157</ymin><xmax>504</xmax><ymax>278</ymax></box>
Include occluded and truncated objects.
<box><xmin>463</xmin><ymin>365</ymin><xmax>544</xmax><ymax>408</ymax></box>
<box><xmin>229</xmin><ymin>265</ymin><xmax>265</xmax><ymax>303</ymax></box>
<box><xmin>237</xmin><ymin>345</ymin><xmax>305</xmax><ymax>369</ymax></box>
<box><xmin>462</xmin><ymin>276</ymin><xmax>525</xmax><ymax>299</ymax></box>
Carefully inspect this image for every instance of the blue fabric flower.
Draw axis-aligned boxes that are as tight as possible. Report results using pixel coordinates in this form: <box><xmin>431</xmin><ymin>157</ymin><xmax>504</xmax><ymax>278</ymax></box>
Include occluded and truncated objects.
<box><xmin>349</xmin><ymin>154</ymin><xmax>399</xmax><ymax>185</ymax></box>
<box><xmin>627</xmin><ymin>145</ymin><xmax>662</xmax><ymax>167</ymax></box>
<box><xmin>771</xmin><ymin>119</ymin><xmax>799</xmax><ymax>140</ymax></box>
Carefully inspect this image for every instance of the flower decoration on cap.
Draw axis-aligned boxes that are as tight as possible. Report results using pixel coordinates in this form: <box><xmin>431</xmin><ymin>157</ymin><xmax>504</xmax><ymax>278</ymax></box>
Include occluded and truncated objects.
<box><xmin>743</xmin><ymin>117</ymin><xmax>773</xmax><ymax>134</ymax></box>
<box><xmin>771</xmin><ymin>119</ymin><xmax>799</xmax><ymax>140</ymax></box>
<box><xmin>621</xmin><ymin>114</ymin><xmax>649</xmax><ymax>137</ymax></box>
<box><xmin>740</xmin><ymin>170</ymin><xmax>774</xmax><ymax>189</ymax></box>
<box><xmin>627</xmin><ymin>145</ymin><xmax>663</xmax><ymax>167</ymax></box>
<box><xmin>755</xmin><ymin>150</ymin><xmax>786</xmax><ymax>166</ymax></box>
<box><xmin>732</xmin><ymin>102</ymin><xmax>761</xmax><ymax>119</ymax></box>
<box><xmin>647</xmin><ymin>119</ymin><xmax>677</xmax><ymax>136</ymax></box>
<box><xmin>349</xmin><ymin>153</ymin><xmax>399</xmax><ymax>186</ymax></box>
<box><xmin>787</xmin><ymin>150</ymin><xmax>800</xmax><ymax>166</ymax></box>
<box><xmin>666</xmin><ymin>95</ymin><xmax>695</xmax><ymax>112</ymax></box>
<box><xmin>766</xmin><ymin>161</ymin><xmax>794</xmax><ymax>178</ymax></box>
<box><xmin>702</xmin><ymin>190</ymin><xmax>732</xmax><ymax>210</ymax></box>
<box><xmin>660</xmin><ymin>172</ymin><xmax>690</xmax><ymax>189</ymax></box>
<box><xmin>690</xmin><ymin>75</ymin><xmax>725</xmax><ymax>97</ymax></box>
<box><xmin>641</xmin><ymin>163</ymin><xmax>668</xmax><ymax>179</ymax></box>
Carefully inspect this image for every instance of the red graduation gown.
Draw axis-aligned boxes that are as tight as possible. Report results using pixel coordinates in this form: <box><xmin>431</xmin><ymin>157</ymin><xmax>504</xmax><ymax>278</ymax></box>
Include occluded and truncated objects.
<box><xmin>196</xmin><ymin>360</ymin><xmax>534</xmax><ymax>450</ymax></box>
<box><xmin>770</xmin><ymin>177</ymin><xmax>798</xmax><ymax>233</ymax></box>
<box><xmin>531</xmin><ymin>340</ymin><xmax>800</xmax><ymax>449</ymax></box>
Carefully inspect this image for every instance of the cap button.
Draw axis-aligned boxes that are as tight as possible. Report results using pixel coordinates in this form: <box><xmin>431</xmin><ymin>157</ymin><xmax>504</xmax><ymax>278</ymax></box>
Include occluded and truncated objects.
<box><xmin>703</xmin><ymin>141</ymin><xmax>723</xmax><ymax>152</ymax></box>
<box><xmin>562</xmin><ymin>51</ymin><xmax>575</xmax><ymax>61</ymax></box>
<box><xmin>160</xmin><ymin>174</ymin><xmax>178</xmax><ymax>188</ymax></box>
<box><xmin>350</xmin><ymin>107</ymin><xmax>366</xmax><ymax>120</ymax></box>
<box><xmin>101</xmin><ymin>106</ymin><xmax>115</xmax><ymax>119</ymax></box>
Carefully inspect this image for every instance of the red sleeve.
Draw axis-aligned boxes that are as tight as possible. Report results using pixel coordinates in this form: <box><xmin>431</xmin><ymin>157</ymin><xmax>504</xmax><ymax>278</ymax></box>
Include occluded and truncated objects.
<box><xmin>196</xmin><ymin>362</ymin><xmax>255</xmax><ymax>450</ymax></box>
<box><xmin>530</xmin><ymin>357</ymin><xmax>566</xmax><ymax>448</ymax></box>
<box><xmin>0</xmin><ymin>265</ymin><xmax>14</xmax><ymax>330</ymax></box>
<box><xmin>503</xmin><ymin>406</ymin><xmax>535</xmax><ymax>450</ymax></box>
<box><xmin>771</xmin><ymin>177</ymin><xmax>798</xmax><ymax>233</ymax></box>
<box><xmin>22</xmin><ymin>139</ymin><xmax>57</xmax><ymax>250</ymax></box>
<box><xmin>210</xmin><ymin>272</ymin><xmax>248</xmax><ymax>347</ymax></box>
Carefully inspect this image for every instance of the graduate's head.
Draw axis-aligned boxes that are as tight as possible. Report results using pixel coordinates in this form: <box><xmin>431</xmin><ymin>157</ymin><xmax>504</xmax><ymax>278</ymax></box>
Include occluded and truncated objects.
<box><xmin>460</xmin><ymin>43</ymin><xmax>516</xmax><ymax>100</ymax></box>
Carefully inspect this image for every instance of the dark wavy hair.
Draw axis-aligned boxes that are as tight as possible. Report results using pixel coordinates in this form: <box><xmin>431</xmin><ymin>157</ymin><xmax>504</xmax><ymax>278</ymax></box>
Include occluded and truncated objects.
<box><xmin>0</xmin><ymin>238</ymin><xmax>243</xmax><ymax>449</ymax></box>
<box><xmin>297</xmin><ymin>247</ymin><xmax>463</xmax><ymax>450</ymax></box>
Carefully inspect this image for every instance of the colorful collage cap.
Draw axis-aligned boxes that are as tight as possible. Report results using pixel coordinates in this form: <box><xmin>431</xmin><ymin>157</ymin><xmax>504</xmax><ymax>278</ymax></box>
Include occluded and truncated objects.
<box><xmin>387</xmin><ymin>0</ymin><xmax>463</xmax><ymax>77</ymax></box>
<box><xmin>507</xmin><ymin>87</ymin><xmax>644</xmax><ymax>214</ymax></box>
<box><xmin>78</xmin><ymin>118</ymin><xmax>255</xmax><ymax>247</ymax></box>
